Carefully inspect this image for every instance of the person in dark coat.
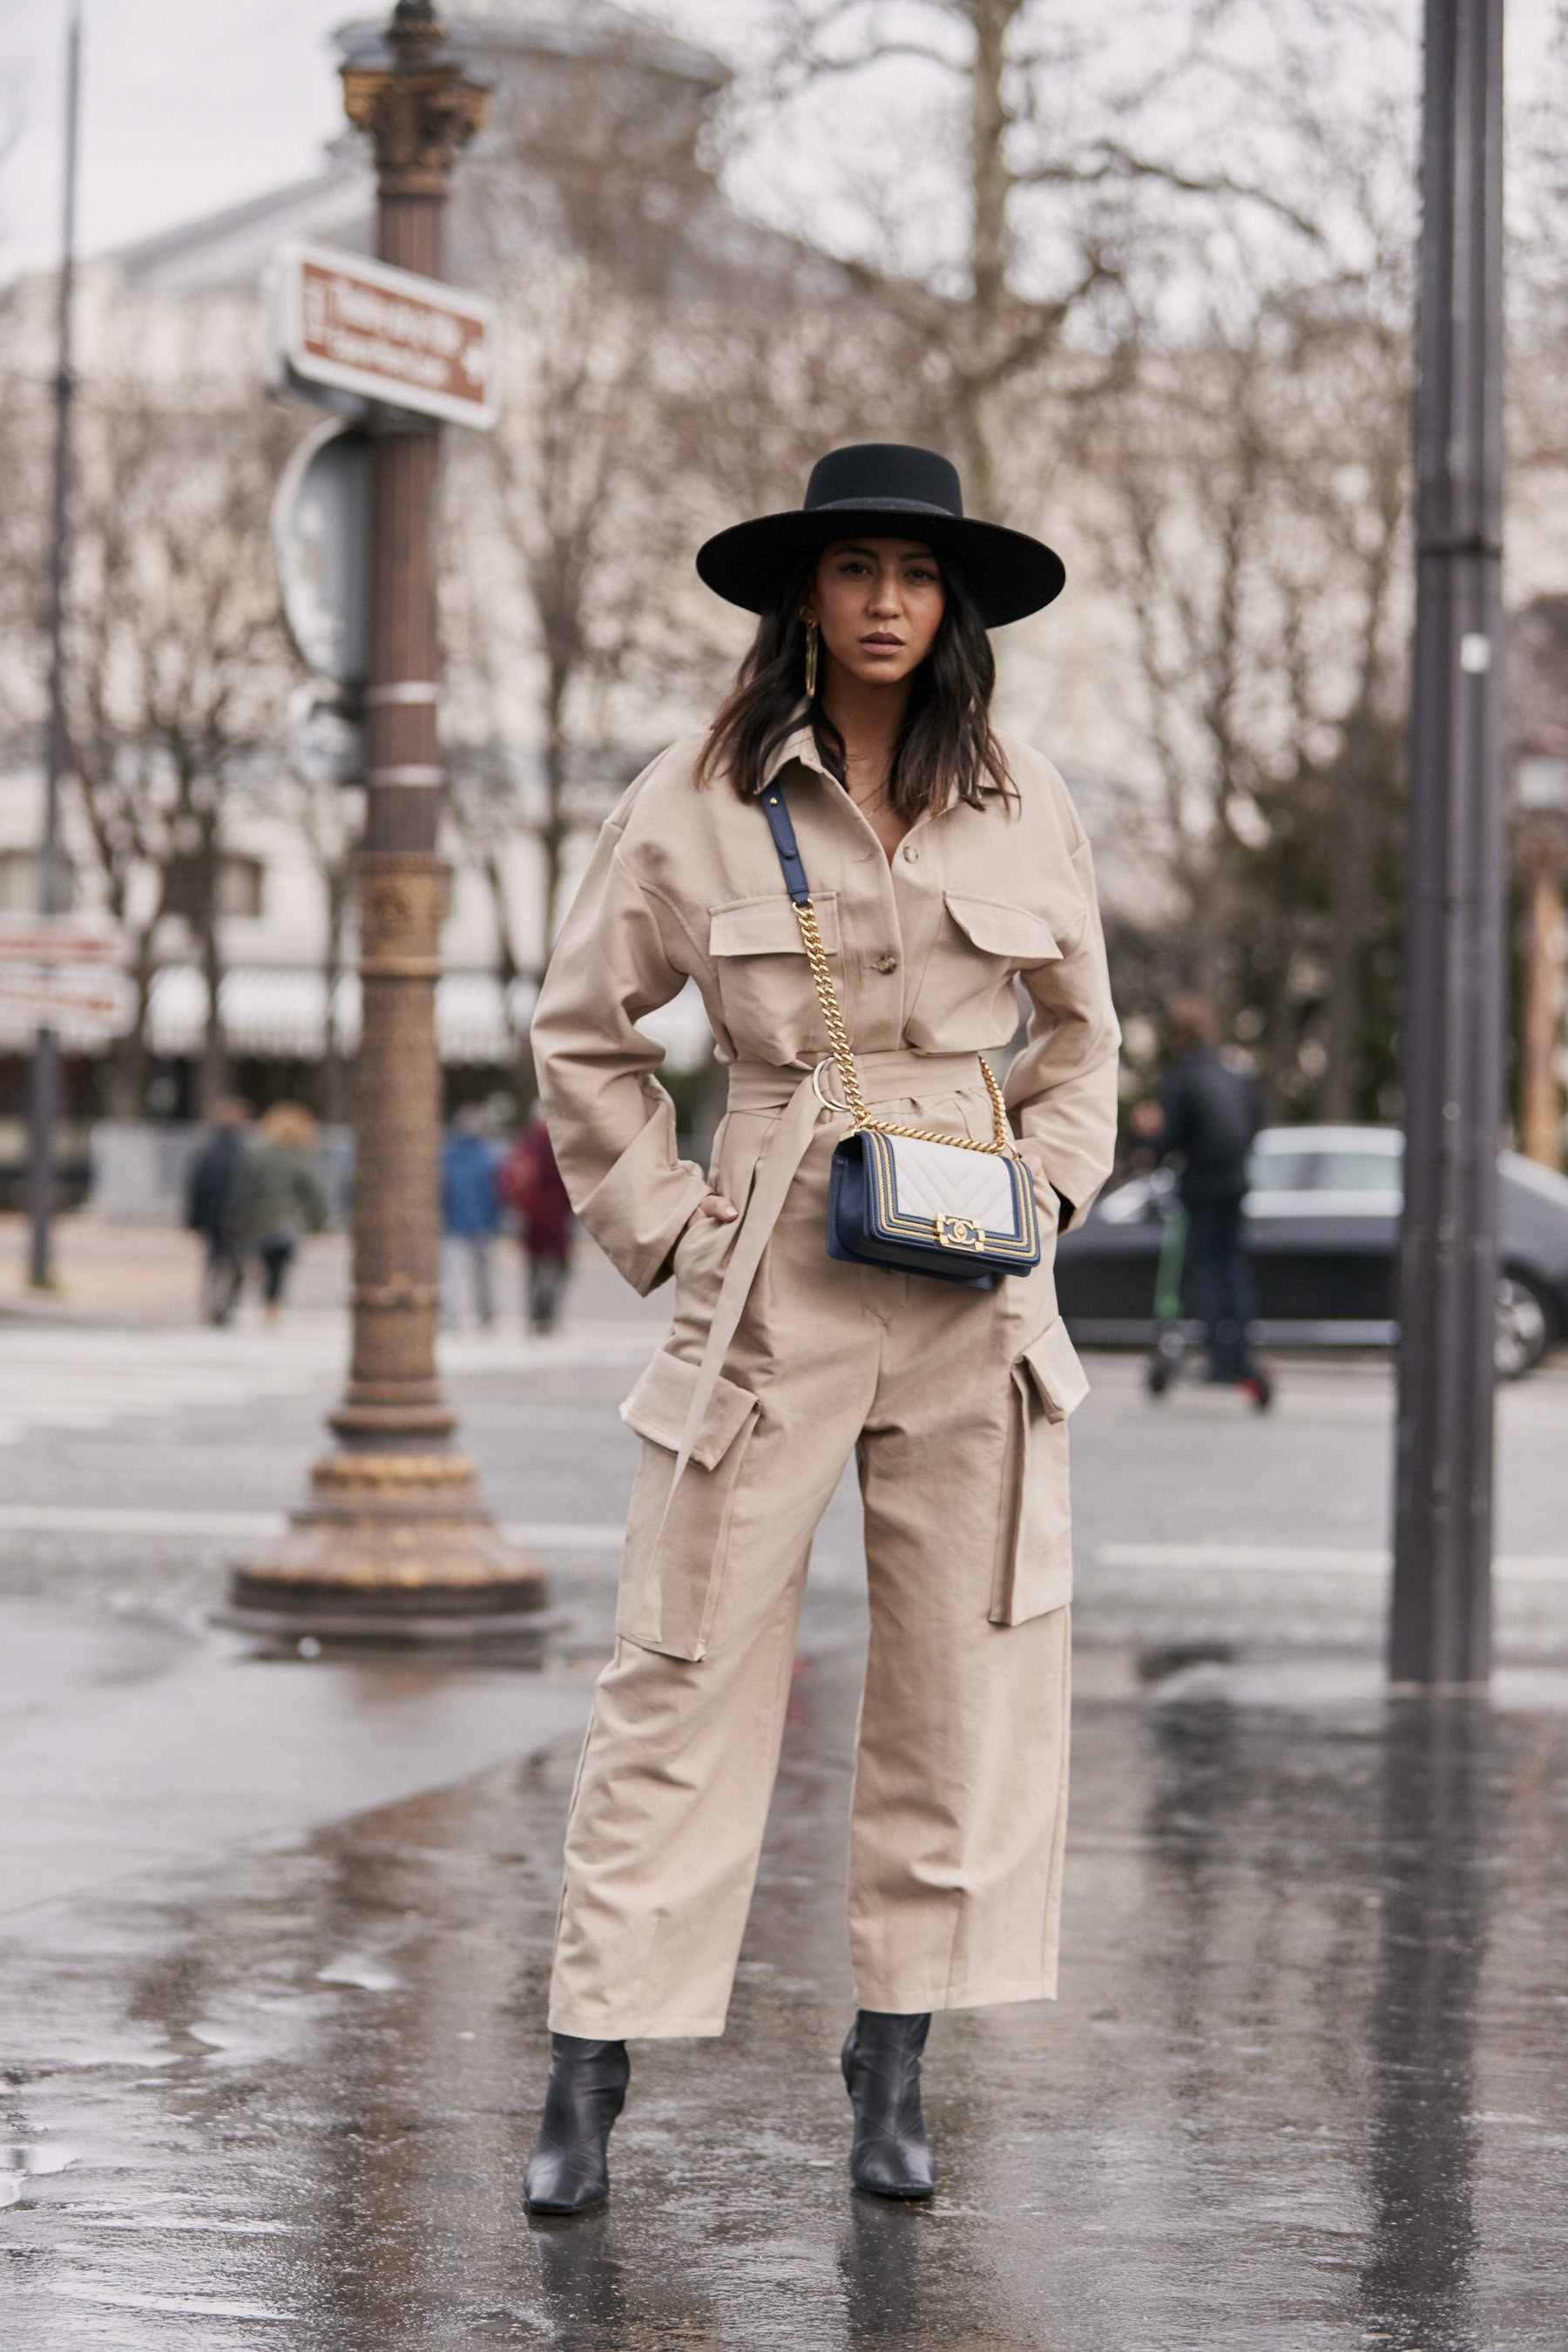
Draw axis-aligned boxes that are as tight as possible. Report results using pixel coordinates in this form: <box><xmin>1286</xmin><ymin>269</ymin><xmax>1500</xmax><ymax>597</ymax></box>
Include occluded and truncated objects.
<box><xmin>499</xmin><ymin>1115</ymin><xmax>574</xmax><ymax>1335</ymax></box>
<box><xmin>184</xmin><ymin>1097</ymin><xmax>251</xmax><ymax>1325</ymax></box>
<box><xmin>228</xmin><ymin>1101</ymin><xmax>329</xmax><ymax>1324</ymax></box>
<box><xmin>1132</xmin><ymin>995</ymin><xmax>1271</xmax><ymax>1405</ymax></box>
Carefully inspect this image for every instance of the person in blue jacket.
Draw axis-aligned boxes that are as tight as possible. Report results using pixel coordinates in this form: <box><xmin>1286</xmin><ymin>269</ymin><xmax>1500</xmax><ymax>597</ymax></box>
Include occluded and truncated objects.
<box><xmin>440</xmin><ymin>1105</ymin><xmax>501</xmax><ymax>1329</ymax></box>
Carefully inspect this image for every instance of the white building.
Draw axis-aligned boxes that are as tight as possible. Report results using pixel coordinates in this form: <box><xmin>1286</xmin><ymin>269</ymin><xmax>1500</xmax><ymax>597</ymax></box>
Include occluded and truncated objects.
<box><xmin>0</xmin><ymin>1</ymin><xmax>755</xmax><ymax>1158</ymax></box>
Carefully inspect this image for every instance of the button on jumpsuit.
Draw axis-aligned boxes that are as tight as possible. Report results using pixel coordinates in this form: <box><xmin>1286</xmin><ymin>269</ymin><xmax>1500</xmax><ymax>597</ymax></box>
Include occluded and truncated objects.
<box><xmin>531</xmin><ymin>723</ymin><xmax>1120</xmax><ymax>2038</ymax></box>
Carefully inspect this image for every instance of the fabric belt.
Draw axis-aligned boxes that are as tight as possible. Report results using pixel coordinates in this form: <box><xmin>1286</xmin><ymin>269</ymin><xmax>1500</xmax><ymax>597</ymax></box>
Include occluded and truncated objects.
<box><xmin>659</xmin><ymin>1050</ymin><xmax>990</xmax><ymax>1517</ymax></box>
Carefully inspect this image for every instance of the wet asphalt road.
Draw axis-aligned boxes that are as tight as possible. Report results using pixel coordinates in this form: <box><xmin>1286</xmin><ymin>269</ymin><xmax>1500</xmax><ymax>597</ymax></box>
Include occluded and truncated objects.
<box><xmin>1</xmin><ymin>1276</ymin><xmax>1566</xmax><ymax>2346</ymax></box>
<box><xmin>4</xmin><ymin>1641</ymin><xmax>1567</xmax><ymax>2349</ymax></box>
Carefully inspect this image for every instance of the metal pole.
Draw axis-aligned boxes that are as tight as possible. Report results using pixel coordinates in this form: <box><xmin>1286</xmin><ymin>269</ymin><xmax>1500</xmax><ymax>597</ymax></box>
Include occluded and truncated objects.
<box><xmin>229</xmin><ymin>0</ymin><xmax>544</xmax><ymax>1645</ymax></box>
<box><xmin>27</xmin><ymin>3</ymin><xmax>82</xmax><ymax>1291</ymax></box>
<box><xmin>1390</xmin><ymin>0</ymin><xmax>1506</xmax><ymax>1685</ymax></box>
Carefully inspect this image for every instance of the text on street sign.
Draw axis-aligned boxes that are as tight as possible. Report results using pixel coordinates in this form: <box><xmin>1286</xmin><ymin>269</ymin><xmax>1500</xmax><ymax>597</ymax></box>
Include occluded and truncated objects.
<box><xmin>270</xmin><ymin>240</ymin><xmax>499</xmax><ymax>429</ymax></box>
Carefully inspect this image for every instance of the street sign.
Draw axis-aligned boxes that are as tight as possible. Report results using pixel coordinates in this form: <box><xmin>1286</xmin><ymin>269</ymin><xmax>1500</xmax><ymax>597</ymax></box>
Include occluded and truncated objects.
<box><xmin>274</xmin><ymin>418</ymin><xmax>372</xmax><ymax>688</ymax></box>
<box><xmin>268</xmin><ymin>239</ymin><xmax>499</xmax><ymax>429</ymax></box>
<box><xmin>0</xmin><ymin>914</ymin><xmax>122</xmax><ymax>967</ymax></box>
<box><xmin>0</xmin><ymin>918</ymin><xmax>127</xmax><ymax>1044</ymax></box>
<box><xmin>0</xmin><ymin>977</ymin><xmax>123</xmax><ymax>1037</ymax></box>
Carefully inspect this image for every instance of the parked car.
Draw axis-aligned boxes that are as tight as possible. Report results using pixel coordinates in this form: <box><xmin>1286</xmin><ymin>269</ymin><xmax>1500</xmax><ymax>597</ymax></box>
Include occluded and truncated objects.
<box><xmin>1055</xmin><ymin>1125</ymin><xmax>1568</xmax><ymax>1378</ymax></box>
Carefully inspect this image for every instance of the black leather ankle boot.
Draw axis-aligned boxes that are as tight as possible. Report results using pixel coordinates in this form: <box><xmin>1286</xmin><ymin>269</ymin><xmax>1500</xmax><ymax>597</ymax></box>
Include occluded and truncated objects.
<box><xmin>841</xmin><ymin>2010</ymin><xmax>936</xmax><ymax>2200</ymax></box>
<box><xmin>524</xmin><ymin>2034</ymin><xmax>630</xmax><ymax>2214</ymax></box>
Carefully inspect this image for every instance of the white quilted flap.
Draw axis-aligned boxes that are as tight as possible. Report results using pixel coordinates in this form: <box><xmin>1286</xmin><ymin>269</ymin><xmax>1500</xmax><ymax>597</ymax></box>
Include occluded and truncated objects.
<box><xmin>885</xmin><ymin>1135</ymin><xmax>1018</xmax><ymax>1236</ymax></box>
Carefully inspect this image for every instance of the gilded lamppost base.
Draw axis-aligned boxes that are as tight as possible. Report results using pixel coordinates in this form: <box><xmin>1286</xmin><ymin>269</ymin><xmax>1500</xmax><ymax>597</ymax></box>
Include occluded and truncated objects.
<box><xmin>223</xmin><ymin>1450</ymin><xmax>551</xmax><ymax>1645</ymax></box>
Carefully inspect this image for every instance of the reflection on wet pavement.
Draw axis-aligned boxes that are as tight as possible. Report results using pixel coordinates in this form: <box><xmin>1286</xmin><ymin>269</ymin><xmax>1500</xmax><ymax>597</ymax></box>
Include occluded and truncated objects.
<box><xmin>3</xmin><ymin>1633</ymin><xmax>1565</xmax><ymax>2349</ymax></box>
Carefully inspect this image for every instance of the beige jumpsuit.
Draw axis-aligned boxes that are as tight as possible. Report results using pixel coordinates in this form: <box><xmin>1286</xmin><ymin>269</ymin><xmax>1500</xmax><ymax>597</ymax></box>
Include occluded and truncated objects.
<box><xmin>532</xmin><ymin>722</ymin><xmax>1119</xmax><ymax>2038</ymax></box>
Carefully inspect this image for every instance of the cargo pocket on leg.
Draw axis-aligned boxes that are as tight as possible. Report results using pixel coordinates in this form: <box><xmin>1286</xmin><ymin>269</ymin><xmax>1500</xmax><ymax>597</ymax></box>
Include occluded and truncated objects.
<box><xmin>616</xmin><ymin>1349</ymin><xmax>760</xmax><ymax>1661</ymax></box>
<box><xmin>990</xmin><ymin>1316</ymin><xmax>1091</xmax><ymax>1626</ymax></box>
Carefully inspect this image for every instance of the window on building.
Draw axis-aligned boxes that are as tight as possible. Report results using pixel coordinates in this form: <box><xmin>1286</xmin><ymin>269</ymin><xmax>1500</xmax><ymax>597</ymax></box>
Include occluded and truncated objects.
<box><xmin>0</xmin><ymin>851</ymin><xmax>76</xmax><ymax>913</ymax></box>
<box><xmin>163</xmin><ymin>855</ymin><xmax>265</xmax><ymax>922</ymax></box>
<box><xmin>218</xmin><ymin>857</ymin><xmax>265</xmax><ymax>919</ymax></box>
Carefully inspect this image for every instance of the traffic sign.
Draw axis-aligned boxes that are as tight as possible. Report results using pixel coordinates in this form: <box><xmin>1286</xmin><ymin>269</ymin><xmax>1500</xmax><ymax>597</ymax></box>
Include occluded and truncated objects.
<box><xmin>0</xmin><ymin>914</ymin><xmax>123</xmax><ymax>967</ymax></box>
<box><xmin>0</xmin><ymin>916</ymin><xmax>126</xmax><ymax>1041</ymax></box>
<box><xmin>274</xmin><ymin>417</ymin><xmax>371</xmax><ymax>688</ymax></box>
<box><xmin>268</xmin><ymin>239</ymin><xmax>499</xmax><ymax>429</ymax></box>
<box><xmin>0</xmin><ymin>976</ymin><xmax>123</xmax><ymax>1036</ymax></box>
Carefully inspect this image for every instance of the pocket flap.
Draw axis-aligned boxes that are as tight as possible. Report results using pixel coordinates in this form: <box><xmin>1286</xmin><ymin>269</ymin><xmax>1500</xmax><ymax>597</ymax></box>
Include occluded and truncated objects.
<box><xmin>619</xmin><ymin>1349</ymin><xmax>759</xmax><ymax>1469</ymax></box>
<box><xmin>945</xmin><ymin>891</ymin><xmax>1060</xmax><ymax>964</ymax></box>
<box><xmin>710</xmin><ymin>892</ymin><xmax>839</xmax><ymax>957</ymax></box>
<box><xmin>1019</xmin><ymin>1317</ymin><xmax>1090</xmax><ymax>1423</ymax></box>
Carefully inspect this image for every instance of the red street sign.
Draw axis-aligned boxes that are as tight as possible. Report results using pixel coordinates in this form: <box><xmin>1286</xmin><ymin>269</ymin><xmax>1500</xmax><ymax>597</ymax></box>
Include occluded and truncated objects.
<box><xmin>0</xmin><ymin>978</ymin><xmax>123</xmax><ymax>1026</ymax></box>
<box><xmin>0</xmin><ymin>916</ymin><xmax>122</xmax><ymax>967</ymax></box>
<box><xmin>269</xmin><ymin>240</ymin><xmax>499</xmax><ymax>429</ymax></box>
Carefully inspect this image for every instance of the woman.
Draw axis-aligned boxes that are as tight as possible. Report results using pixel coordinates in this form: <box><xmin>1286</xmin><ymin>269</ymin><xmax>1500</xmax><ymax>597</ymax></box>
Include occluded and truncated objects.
<box><xmin>525</xmin><ymin>443</ymin><xmax>1119</xmax><ymax>2212</ymax></box>
<box><xmin>228</xmin><ymin>1100</ymin><xmax>328</xmax><ymax>1323</ymax></box>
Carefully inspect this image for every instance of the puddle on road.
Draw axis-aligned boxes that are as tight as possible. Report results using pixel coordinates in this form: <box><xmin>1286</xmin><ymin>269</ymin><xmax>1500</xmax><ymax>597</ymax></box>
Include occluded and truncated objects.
<box><xmin>0</xmin><ymin>1656</ymin><xmax>1564</xmax><ymax>2348</ymax></box>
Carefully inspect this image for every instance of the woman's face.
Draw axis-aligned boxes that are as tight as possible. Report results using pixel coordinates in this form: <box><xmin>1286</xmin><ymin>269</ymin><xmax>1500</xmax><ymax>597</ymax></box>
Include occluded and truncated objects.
<box><xmin>803</xmin><ymin>538</ymin><xmax>945</xmax><ymax>689</ymax></box>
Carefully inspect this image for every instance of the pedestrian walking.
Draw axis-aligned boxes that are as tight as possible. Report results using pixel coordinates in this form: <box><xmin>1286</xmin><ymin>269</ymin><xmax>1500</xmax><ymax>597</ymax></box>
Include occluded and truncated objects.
<box><xmin>184</xmin><ymin>1096</ymin><xmax>250</xmax><ymax>1326</ymax></box>
<box><xmin>441</xmin><ymin>1106</ymin><xmax>501</xmax><ymax>1329</ymax></box>
<box><xmin>1130</xmin><ymin>995</ymin><xmax>1270</xmax><ymax>1407</ymax></box>
<box><xmin>499</xmin><ymin>1115</ymin><xmax>574</xmax><ymax>1335</ymax></box>
<box><xmin>228</xmin><ymin>1102</ymin><xmax>328</xmax><ymax>1324</ymax></box>
<box><xmin>522</xmin><ymin>443</ymin><xmax>1119</xmax><ymax>2213</ymax></box>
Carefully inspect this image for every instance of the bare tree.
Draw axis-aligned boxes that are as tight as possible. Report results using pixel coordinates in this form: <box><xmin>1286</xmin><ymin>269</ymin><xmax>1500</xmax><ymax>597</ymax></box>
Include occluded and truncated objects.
<box><xmin>1076</xmin><ymin>271</ymin><xmax>1411</xmax><ymax>1118</ymax></box>
<box><xmin>747</xmin><ymin>0</ymin><xmax>1357</xmax><ymax>517</ymax></box>
<box><xmin>63</xmin><ymin>390</ymin><xmax>293</xmax><ymax>1113</ymax></box>
<box><xmin>262</xmin><ymin>763</ymin><xmax>362</xmax><ymax>1125</ymax></box>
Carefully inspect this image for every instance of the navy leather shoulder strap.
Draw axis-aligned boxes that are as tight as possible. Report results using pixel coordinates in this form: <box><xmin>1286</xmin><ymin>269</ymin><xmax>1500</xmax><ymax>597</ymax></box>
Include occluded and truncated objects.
<box><xmin>760</xmin><ymin>785</ymin><xmax>811</xmax><ymax>908</ymax></box>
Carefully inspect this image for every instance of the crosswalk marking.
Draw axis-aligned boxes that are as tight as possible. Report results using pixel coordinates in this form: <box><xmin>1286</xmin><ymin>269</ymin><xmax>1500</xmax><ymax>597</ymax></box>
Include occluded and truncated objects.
<box><xmin>0</xmin><ymin>1315</ymin><xmax>657</xmax><ymax>1449</ymax></box>
<box><xmin>0</xmin><ymin>1502</ymin><xmax>628</xmax><ymax>1547</ymax></box>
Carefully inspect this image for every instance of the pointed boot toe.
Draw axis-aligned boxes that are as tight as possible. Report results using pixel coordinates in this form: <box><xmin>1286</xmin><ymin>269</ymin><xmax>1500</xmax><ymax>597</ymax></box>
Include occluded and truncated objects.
<box><xmin>524</xmin><ymin>2034</ymin><xmax>629</xmax><ymax>2216</ymax></box>
<box><xmin>841</xmin><ymin>2011</ymin><xmax>936</xmax><ymax>2200</ymax></box>
<box><xmin>849</xmin><ymin>2126</ymin><xmax>937</xmax><ymax>2200</ymax></box>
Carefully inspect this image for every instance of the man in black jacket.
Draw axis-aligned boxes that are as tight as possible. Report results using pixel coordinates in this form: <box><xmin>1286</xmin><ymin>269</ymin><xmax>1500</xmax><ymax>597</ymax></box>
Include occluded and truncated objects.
<box><xmin>1132</xmin><ymin>997</ymin><xmax>1271</xmax><ymax>1406</ymax></box>
<box><xmin>185</xmin><ymin>1098</ymin><xmax>250</xmax><ymax>1326</ymax></box>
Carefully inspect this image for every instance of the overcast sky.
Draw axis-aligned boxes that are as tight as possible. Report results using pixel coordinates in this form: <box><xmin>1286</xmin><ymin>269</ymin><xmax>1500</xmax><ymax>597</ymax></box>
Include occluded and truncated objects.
<box><xmin>0</xmin><ymin>1</ymin><xmax>754</xmax><ymax>277</ymax></box>
<box><xmin>0</xmin><ymin>0</ymin><xmax>1558</xmax><ymax>283</ymax></box>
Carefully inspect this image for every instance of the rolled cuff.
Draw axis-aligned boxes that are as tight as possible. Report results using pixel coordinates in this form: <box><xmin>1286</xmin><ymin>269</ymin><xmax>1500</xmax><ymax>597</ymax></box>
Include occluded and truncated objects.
<box><xmin>575</xmin><ymin>1115</ymin><xmax>712</xmax><ymax>1295</ymax></box>
<box><xmin>1015</xmin><ymin>1117</ymin><xmax>1111</xmax><ymax>1232</ymax></box>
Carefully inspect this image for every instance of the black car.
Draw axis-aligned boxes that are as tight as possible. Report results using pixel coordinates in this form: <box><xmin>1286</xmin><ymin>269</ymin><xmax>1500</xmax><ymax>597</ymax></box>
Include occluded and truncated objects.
<box><xmin>1055</xmin><ymin>1125</ymin><xmax>1568</xmax><ymax>1378</ymax></box>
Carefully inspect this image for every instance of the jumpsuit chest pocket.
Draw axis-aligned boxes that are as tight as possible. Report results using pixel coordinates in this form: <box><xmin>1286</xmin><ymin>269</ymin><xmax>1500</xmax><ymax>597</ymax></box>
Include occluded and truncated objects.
<box><xmin>616</xmin><ymin>1348</ymin><xmax>761</xmax><ymax>1660</ymax></box>
<box><xmin>912</xmin><ymin>892</ymin><xmax>1063</xmax><ymax>1052</ymax></box>
<box><xmin>708</xmin><ymin>893</ymin><xmax>840</xmax><ymax>1065</ymax></box>
<box><xmin>990</xmin><ymin>1315</ymin><xmax>1090</xmax><ymax>1626</ymax></box>
<box><xmin>943</xmin><ymin>891</ymin><xmax>1061</xmax><ymax>969</ymax></box>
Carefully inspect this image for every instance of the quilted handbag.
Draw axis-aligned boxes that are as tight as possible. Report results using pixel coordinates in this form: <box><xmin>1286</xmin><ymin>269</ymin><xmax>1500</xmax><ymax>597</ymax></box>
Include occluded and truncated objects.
<box><xmin>760</xmin><ymin>784</ymin><xmax>1041</xmax><ymax>1290</ymax></box>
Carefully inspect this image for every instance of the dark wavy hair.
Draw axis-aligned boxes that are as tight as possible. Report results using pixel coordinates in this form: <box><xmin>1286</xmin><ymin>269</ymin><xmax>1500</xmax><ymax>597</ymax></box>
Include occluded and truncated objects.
<box><xmin>694</xmin><ymin>548</ymin><xmax>1011</xmax><ymax>816</ymax></box>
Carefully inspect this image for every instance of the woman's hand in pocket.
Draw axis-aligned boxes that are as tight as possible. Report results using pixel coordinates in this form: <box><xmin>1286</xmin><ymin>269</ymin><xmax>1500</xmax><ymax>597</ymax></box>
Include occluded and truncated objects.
<box><xmin>687</xmin><ymin>1193</ymin><xmax>738</xmax><ymax>1233</ymax></box>
<box><xmin>1017</xmin><ymin>1145</ymin><xmax>1064</xmax><ymax>1226</ymax></box>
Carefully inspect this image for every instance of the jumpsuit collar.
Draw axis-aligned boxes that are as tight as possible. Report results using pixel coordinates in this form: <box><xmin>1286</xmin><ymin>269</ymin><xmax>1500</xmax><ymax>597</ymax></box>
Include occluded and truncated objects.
<box><xmin>758</xmin><ymin>710</ymin><xmax>955</xmax><ymax>842</ymax></box>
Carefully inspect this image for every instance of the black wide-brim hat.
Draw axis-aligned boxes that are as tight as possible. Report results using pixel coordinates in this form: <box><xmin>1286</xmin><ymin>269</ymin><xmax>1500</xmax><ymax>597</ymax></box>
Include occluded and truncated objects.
<box><xmin>695</xmin><ymin>443</ymin><xmax>1065</xmax><ymax>629</ymax></box>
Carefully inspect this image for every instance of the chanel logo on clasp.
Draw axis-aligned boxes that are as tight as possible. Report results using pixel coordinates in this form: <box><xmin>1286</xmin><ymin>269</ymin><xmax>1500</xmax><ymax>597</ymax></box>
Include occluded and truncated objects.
<box><xmin>934</xmin><ymin>1213</ymin><xmax>984</xmax><ymax>1250</ymax></box>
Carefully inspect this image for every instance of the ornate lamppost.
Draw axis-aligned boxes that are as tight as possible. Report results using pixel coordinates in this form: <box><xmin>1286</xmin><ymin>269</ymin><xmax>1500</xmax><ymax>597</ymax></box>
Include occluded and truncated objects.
<box><xmin>230</xmin><ymin>1</ymin><xmax>544</xmax><ymax>1643</ymax></box>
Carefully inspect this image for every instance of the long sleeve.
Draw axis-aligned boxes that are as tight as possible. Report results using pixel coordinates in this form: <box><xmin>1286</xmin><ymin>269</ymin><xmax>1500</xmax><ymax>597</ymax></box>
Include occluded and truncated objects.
<box><xmin>1004</xmin><ymin>834</ymin><xmax>1121</xmax><ymax>1230</ymax></box>
<box><xmin>531</xmin><ymin>809</ymin><xmax>711</xmax><ymax>1295</ymax></box>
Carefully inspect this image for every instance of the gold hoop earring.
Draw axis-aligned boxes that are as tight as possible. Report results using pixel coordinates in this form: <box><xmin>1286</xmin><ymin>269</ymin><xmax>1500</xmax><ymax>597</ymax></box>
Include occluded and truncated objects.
<box><xmin>804</xmin><ymin>618</ymin><xmax>820</xmax><ymax>700</ymax></box>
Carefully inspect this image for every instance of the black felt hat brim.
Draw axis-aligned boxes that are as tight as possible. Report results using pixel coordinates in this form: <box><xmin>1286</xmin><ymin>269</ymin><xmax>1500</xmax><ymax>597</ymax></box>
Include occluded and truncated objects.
<box><xmin>695</xmin><ymin>502</ymin><xmax>1065</xmax><ymax>628</ymax></box>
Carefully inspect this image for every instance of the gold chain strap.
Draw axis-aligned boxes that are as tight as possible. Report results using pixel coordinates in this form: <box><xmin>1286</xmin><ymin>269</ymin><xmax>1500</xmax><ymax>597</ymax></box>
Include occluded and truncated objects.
<box><xmin>794</xmin><ymin>900</ymin><xmax>1014</xmax><ymax>1157</ymax></box>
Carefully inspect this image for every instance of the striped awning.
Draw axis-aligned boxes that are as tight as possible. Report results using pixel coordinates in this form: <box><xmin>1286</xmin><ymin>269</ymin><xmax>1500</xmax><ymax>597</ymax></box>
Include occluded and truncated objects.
<box><xmin>131</xmin><ymin>963</ymin><xmax>713</xmax><ymax>1071</ymax></box>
